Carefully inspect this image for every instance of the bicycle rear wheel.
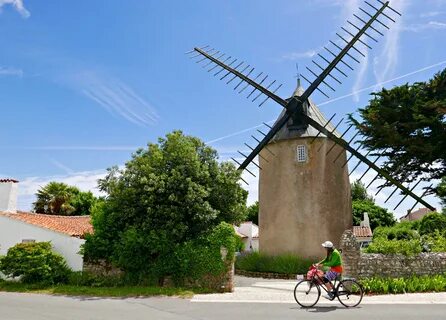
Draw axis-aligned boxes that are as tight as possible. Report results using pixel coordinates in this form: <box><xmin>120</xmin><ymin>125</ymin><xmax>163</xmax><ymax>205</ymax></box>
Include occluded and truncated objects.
<box><xmin>336</xmin><ymin>279</ymin><xmax>363</xmax><ymax>307</ymax></box>
<box><xmin>294</xmin><ymin>280</ymin><xmax>320</xmax><ymax>308</ymax></box>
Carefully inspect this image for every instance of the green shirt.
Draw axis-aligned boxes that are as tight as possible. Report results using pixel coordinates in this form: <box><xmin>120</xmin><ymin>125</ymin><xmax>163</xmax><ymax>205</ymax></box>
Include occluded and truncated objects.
<box><xmin>320</xmin><ymin>249</ymin><xmax>342</xmax><ymax>267</ymax></box>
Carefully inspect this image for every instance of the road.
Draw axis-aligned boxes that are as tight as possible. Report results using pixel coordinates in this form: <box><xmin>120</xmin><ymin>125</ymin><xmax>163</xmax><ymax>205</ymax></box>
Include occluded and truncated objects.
<box><xmin>1</xmin><ymin>292</ymin><xmax>446</xmax><ymax>320</ymax></box>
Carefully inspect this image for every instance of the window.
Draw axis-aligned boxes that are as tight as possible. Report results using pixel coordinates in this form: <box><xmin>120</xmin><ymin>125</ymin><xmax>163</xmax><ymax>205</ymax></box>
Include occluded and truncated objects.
<box><xmin>296</xmin><ymin>145</ymin><xmax>307</xmax><ymax>162</ymax></box>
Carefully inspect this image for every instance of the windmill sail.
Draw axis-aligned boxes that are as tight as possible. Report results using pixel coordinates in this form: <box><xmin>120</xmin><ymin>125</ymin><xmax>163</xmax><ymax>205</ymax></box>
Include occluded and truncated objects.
<box><xmin>187</xmin><ymin>1</ymin><xmax>434</xmax><ymax>210</ymax></box>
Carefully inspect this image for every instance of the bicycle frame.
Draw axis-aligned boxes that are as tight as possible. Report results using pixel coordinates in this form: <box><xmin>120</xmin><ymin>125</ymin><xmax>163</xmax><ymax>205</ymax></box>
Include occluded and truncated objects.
<box><xmin>307</xmin><ymin>267</ymin><xmax>341</xmax><ymax>298</ymax></box>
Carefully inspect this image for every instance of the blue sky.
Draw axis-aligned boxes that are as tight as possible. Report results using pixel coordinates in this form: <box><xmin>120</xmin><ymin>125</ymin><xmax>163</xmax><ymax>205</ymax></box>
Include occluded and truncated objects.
<box><xmin>0</xmin><ymin>0</ymin><xmax>445</xmax><ymax>217</ymax></box>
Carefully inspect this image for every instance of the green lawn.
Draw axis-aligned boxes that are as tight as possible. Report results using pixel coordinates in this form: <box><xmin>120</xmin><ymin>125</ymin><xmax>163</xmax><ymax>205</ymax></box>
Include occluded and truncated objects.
<box><xmin>0</xmin><ymin>281</ymin><xmax>210</xmax><ymax>298</ymax></box>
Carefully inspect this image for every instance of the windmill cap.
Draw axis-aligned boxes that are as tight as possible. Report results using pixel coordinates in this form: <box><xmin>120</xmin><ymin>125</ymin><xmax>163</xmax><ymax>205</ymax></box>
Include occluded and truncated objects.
<box><xmin>322</xmin><ymin>241</ymin><xmax>333</xmax><ymax>248</ymax></box>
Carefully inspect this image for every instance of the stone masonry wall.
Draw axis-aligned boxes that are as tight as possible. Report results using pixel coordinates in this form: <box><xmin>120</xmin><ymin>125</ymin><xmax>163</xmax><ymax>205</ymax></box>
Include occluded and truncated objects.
<box><xmin>340</xmin><ymin>230</ymin><xmax>446</xmax><ymax>279</ymax></box>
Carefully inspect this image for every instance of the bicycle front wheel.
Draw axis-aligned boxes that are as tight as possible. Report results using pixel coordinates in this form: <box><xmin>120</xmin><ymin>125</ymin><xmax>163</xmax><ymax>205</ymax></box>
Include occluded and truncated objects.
<box><xmin>336</xmin><ymin>279</ymin><xmax>363</xmax><ymax>307</ymax></box>
<box><xmin>294</xmin><ymin>280</ymin><xmax>320</xmax><ymax>308</ymax></box>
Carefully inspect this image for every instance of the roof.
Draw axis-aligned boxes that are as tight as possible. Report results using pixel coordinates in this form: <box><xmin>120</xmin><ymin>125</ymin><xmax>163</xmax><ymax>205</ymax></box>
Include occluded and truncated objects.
<box><xmin>236</xmin><ymin>221</ymin><xmax>259</xmax><ymax>239</ymax></box>
<box><xmin>0</xmin><ymin>179</ymin><xmax>19</xmax><ymax>183</ymax></box>
<box><xmin>0</xmin><ymin>211</ymin><xmax>93</xmax><ymax>238</ymax></box>
<box><xmin>401</xmin><ymin>207</ymin><xmax>434</xmax><ymax>221</ymax></box>
<box><xmin>353</xmin><ymin>226</ymin><xmax>373</xmax><ymax>238</ymax></box>
<box><xmin>271</xmin><ymin>81</ymin><xmax>341</xmax><ymax>141</ymax></box>
<box><xmin>233</xmin><ymin>225</ymin><xmax>248</xmax><ymax>238</ymax></box>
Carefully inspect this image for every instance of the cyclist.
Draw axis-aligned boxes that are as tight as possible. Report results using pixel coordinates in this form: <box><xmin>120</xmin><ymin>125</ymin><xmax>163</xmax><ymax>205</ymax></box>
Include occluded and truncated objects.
<box><xmin>316</xmin><ymin>240</ymin><xmax>343</xmax><ymax>299</ymax></box>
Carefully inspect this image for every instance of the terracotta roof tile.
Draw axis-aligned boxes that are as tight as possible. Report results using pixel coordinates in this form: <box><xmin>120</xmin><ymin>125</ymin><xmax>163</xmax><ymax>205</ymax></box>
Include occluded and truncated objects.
<box><xmin>0</xmin><ymin>211</ymin><xmax>93</xmax><ymax>238</ymax></box>
<box><xmin>353</xmin><ymin>226</ymin><xmax>372</xmax><ymax>238</ymax></box>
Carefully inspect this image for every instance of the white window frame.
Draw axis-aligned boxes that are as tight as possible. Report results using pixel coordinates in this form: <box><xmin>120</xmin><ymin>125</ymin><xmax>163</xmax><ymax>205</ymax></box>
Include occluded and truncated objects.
<box><xmin>296</xmin><ymin>145</ymin><xmax>307</xmax><ymax>163</ymax></box>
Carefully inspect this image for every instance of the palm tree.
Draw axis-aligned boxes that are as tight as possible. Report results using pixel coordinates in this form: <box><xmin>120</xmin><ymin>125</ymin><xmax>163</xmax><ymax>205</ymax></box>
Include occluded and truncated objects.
<box><xmin>33</xmin><ymin>182</ymin><xmax>76</xmax><ymax>215</ymax></box>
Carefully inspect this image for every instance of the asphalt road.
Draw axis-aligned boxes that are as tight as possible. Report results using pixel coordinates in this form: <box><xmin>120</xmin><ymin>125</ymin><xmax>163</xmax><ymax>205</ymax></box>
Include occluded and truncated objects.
<box><xmin>1</xmin><ymin>292</ymin><xmax>446</xmax><ymax>320</ymax></box>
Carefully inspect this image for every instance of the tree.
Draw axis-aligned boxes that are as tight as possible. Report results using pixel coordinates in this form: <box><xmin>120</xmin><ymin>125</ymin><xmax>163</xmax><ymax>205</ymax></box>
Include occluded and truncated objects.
<box><xmin>437</xmin><ymin>177</ymin><xmax>446</xmax><ymax>213</ymax></box>
<box><xmin>349</xmin><ymin>68</ymin><xmax>446</xmax><ymax>195</ymax></box>
<box><xmin>352</xmin><ymin>200</ymin><xmax>396</xmax><ymax>230</ymax></box>
<box><xmin>84</xmin><ymin>131</ymin><xmax>248</xmax><ymax>270</ymax></box>
<box><xmin>33</xmin><ymin>182</ymin><xmax>76</xmax><ymax>215</ymax></box>
<box><xmin>351</xmin><ymin>180</ymin><xmax>374</xmax><ymax>202</ymax></box>
<box><xmin>33</xmin><ymin>182</ymin><xmax>97</xmax><ymax>215</ymax></box>
<box><xmin>70</xmin><ymin>190</ymin><xmax>99</xmax><ymax>216</ymax></box>
<box><xmin>418</xmin><ymin>212</ymin><xmax>446</xmax><ymax>236</ymax></box>
<box><xmin>246</xmin><ymin>201</ymin><xmax>259</xmax><ymax>225</ymax></box>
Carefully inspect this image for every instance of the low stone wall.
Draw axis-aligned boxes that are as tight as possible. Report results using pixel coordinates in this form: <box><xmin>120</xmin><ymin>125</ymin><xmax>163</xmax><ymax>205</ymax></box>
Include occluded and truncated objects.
<box><xmin>235</xmin><ymin>269</ymin><xmax>298</xmax><ymax>280</ymax></box>
<box><xmin>83</xmin><ymin>260</ymin><xmax>123</xmax><ymax>277</ymax></box>
<box><xmin>358</xmin><ymin>253</ymin><xmax>446</xmax><ymax>278</ymax></box>
<box><xmin>340</xmin><ymin>230</ymin><xmax>446</xmax><ymax>279</ymax></box>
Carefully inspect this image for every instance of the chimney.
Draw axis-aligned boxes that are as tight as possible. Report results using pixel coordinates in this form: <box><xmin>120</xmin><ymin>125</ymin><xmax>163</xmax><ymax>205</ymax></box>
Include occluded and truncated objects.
<box><xmin>0</xmin><ymin>179</ymin><xmax>19</xmax><ymax>213</ymax></box>
<box><xmin>360</xmin><ymin>212</ymin><xmax>370</xmax><ymax>228</ymax></box>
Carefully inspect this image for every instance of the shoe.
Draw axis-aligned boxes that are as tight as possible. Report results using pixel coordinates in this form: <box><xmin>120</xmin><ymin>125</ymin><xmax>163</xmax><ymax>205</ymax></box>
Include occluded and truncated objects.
<box><xmin>323</xmin><ymin>292</ymin><xmax>334</xmax><ymax>300</ymax></box>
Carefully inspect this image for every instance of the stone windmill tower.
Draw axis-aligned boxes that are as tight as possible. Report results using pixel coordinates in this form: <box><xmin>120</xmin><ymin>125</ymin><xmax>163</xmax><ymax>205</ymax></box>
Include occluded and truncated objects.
<box><xmin>188</xmin><ymin>1</ymin><xmax>434</xmax><ymax>259</ymax></box>
<box><xmin>259</xmin><ymin>80</ymin><xmax>352</xmax><ymax>259</ymax></box>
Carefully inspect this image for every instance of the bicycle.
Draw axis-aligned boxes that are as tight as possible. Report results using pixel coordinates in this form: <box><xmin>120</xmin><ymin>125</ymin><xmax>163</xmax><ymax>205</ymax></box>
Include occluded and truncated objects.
<box><xmin>293</xmin><ymin>265</ymin><xmax>364</xmax><ymax>308</ymax></box>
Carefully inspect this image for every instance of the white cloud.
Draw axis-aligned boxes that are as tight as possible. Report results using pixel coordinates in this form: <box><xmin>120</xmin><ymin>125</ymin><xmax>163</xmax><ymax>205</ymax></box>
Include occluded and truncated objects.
<box><xmin>64</xmin><ymin>70</ymin><xmax>159</xmax><ymax>127</ymax></box>
<box><xmin>0</xmin><ymin>66</ymin><xmax>23</xmax><ymax>77</ymax></box>
<box><xmin>420</xmin><ymin>11</ymin><xmax>445</xmax><ymax>18</ymax></box>
<box><xmin>403</xmin><ymin>20</ymin><xmax>446</xmax><ymax>32</ymax></box>
<box><xmin>372</xmin><ymin>0</ymin><xmax>406</xmax><ymax>89</ymax></box>
<box><xmin>281</xmin><ymin>50</ymin><xmax>318</xmax><ymax>61</ymax></box>
<box><xmin>48</xmin><ymin>158</ymin><xmax>74</xmax><ymax>175</ymax></box>
<box><xmin>0</xmin><ymin>0</ymin><xmax>30</xmax><ymax>18</ymax></box>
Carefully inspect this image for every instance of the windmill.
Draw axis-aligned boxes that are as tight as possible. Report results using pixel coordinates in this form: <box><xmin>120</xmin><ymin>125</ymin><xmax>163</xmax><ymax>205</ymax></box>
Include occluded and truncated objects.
<box><xmin>187</xmin><ymin>1</ymin><xmax>435</xmax><ymax>257</ymax></box>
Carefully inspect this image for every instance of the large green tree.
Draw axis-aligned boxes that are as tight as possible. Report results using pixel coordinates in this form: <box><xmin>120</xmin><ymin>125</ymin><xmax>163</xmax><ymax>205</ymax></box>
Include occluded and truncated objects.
<box><xmin>350</xmin><ymin>68</ymin><xmax>446</xmax><ymax>195</ymax></box>
<box><xmin>245</xmin><ymin>201</ymin><xmax>259</xmax><ymax>225</ymax></box>
<box><xmin>437</xmin><ymin>176</ymin><xmax>446</xmax><ymax>213</ymax></box>
<box><xmin>351</xmin><ymin>180</ymin><xmax>374</xmax><ymax>202</ymax></box>
<box><xmin>33</xmin><ymin>182</ymin><xmax>97</xmax><ymax>215</ymax></box>
<box><xmin>85</xmin><ymin>131</ymin><xmax>248</xmax><ymax>266</ymax></box>
<box><xmin>350</xmin><ymin>180</ymin><xmax>396</xmax><ymax>230</ymax></box>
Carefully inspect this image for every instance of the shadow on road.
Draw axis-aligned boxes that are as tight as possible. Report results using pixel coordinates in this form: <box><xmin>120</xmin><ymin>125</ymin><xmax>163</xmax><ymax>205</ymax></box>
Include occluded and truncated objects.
<box><xmin>291</xmin><ymin>305</ymin><xmax>359</xmax><ymax>313</ymax></box>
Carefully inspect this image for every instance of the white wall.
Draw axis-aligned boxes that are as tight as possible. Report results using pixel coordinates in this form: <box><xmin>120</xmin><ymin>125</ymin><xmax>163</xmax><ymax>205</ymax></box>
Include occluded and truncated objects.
<box><xmin>0</xmin><ymin>216</ymin><xmax>85</xmax><ymax>271</ymax></box>
<box><xmin>0</xmin><ymin>182</ymin><xmax>18</xmax><ymax>213</ymax></box>
<box><xmin>238</xmin><ymin>222</ymin><xmax>259</xmax><ymax>252</ymax></box>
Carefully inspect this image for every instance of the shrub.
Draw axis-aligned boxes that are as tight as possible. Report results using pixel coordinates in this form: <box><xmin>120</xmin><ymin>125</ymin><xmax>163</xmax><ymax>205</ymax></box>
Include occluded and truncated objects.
<box><xmin>108</xmin><ymin>222</ymin><xmax>238</xmax><ymax>286</ymax></box>
<box><xmin>373</xmin><ymin>221</ymin><xmax>420</xmax><ymax>241</ymax></box>
<box><xmin>364</xmin><ymin>238</ymin><xmax>422</xmax><ymax>256</ymax></box>
<box><xmin>419</xmin><ymin>213</ymin><xmax>446</xmax><ymax>236</ymax></box>
<box><xmin>0</xmin><ymin>242</ymin><xmax>71</xmax><ymax>284</ymax></box>
<box><xmin>422</xmin><ymin>230</ymin><xmax>446</xmax><ymax>252</ymax></box>
<box><xmin>235</xmin><ymin>252</ymin><xmax>312</xmax><ymax>274</ymax></box>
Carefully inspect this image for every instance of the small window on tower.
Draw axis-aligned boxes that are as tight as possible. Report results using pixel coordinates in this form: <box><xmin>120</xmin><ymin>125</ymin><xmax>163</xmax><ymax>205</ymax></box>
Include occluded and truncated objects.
<box><xmin>296</xmin><ymin>145</ymin><xmax>307</xmax><ymax>163</ymax></box>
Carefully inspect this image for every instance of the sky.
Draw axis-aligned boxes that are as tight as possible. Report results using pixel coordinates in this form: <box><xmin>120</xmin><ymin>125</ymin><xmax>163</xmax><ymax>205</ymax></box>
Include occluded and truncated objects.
<box><xmin>0</xmin><ymin>0</ymin><xmax>445</xmax><ymax>218</ymax></box>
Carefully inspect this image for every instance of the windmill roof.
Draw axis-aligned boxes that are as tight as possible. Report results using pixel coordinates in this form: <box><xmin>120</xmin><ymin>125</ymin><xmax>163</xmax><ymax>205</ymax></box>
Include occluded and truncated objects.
<box><xmin>271</xmin><ymin>82</ymin><xmax>340</xmax><ymax>141</ymax></box>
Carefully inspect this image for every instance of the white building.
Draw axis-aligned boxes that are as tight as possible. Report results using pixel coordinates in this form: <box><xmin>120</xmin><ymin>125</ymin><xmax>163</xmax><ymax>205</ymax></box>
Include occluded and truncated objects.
<box><xmin>0</xmin><ymin>179</ymin><xmax>92</xmax><ymax>272</ymax></box>
<box><xmin>353</xmin><ymin>212</ymin><xmax>373</xmax><ymax>248</ymax></box>
<box><xmin>235</xmin><ymin>221</ymin><xmax>259</xmax><ymax>252</ymax></box>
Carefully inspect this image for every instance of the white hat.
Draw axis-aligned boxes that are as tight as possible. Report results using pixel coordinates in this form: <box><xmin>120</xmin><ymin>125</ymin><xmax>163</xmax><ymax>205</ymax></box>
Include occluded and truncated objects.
<box><xmin>322</xmin><ymin>241</ymin><xmax>333</xmax><ymax>248</ymax></box>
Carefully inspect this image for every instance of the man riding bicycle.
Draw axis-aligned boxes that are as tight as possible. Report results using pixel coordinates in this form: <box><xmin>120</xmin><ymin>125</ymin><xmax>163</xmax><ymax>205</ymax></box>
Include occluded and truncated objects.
<box><xmin>316</xmin><ymin>240</ymin><xmax>343</xmax><ymax>300</ymax></box>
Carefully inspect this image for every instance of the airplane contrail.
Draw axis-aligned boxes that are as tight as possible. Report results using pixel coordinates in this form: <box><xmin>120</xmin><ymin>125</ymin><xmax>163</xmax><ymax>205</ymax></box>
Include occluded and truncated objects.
<box><xmin>206</xmin><ymin>60</ymin><xmax>446</xmax><ymax>146</ymax></box>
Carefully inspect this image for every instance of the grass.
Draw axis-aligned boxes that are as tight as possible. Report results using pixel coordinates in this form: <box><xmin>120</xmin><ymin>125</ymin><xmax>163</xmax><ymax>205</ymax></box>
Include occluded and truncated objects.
<box><xmin>235</xmin><ymin>251</ymin><xmax>313</xmax><ymax>274</ymax></box>
<box><xmin>0</xmin><ymin>281</ymin><xmax>210</xmax><ymax>298</ymax></box>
